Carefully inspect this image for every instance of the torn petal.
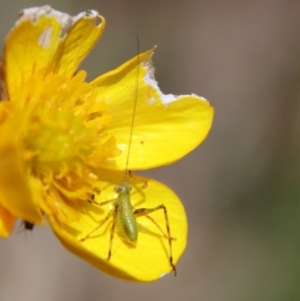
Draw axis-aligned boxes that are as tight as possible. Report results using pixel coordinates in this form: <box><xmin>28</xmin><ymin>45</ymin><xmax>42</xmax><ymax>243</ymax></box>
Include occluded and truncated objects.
<box><xmin>4</xmin><ymin>6</ymin><xmax>105</xmax><ymax>101</ymax></box>
<box><xmin>92</xmin><ymin>49</ymin><xmax>214</xmax><ymax>170</ymax></box>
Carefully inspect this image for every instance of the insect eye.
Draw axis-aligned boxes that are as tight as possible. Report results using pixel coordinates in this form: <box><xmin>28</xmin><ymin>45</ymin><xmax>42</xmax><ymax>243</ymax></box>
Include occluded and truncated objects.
<box><xmin>115</xmin><ymin>185</ymin><xmax>122</xmax><ymax>193</ymax></box>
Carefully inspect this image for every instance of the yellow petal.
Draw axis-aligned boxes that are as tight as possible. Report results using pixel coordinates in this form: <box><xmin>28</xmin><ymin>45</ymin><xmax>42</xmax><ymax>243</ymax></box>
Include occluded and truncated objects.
<box><xmin>49</xmin><ymin>172</ymin><xmax>187</xmax><ymax>282</ymax></box>
<box><xmin>3</xmin><ymin>6</ymin><xmax>104</xmax><ymax>100</ymax></box>
<box><xmin>0</xmin><ymin>205</ymin><xmax>15</xmax><ymax>238</ymax></box>
<box><xmin>92</xmin><ymin>49</ymin><xmax>214</xmax><ymax>170</ymax></box>
<box><xmin>54</xmin><ymin>11</ymin><xmax>105</xmax><ymax>78</ymax></box>
<box><xmin>0</xmin><ymin>105</ymin><xmax>44</xmax><ymax>223</ymax></box>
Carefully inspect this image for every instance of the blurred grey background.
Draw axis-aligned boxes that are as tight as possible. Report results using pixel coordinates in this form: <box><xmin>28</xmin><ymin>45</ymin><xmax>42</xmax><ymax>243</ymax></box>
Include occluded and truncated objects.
<box><xmin>1</xmin><ymin>0</ymin><xmax>300</xmax><ymax>300</ymax></box>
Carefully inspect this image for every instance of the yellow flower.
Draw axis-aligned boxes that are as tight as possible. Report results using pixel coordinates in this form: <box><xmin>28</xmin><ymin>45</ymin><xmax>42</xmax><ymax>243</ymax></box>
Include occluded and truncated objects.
<box><xmin>0</xmin><ymin>6</ymin><xmax>213</xmax><ymax>281</ymax></box>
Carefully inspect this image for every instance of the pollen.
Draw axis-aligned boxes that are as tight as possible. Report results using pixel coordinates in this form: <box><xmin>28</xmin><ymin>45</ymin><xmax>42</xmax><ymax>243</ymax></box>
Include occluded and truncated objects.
<box><xmin>4</xmin><ymin>69</ymin><xmax>120</xmax><ymax>222</ymax></box>
<box><xmin>27</xmin><ymin>103</ymin><xmax>92</xmax><ymax>172</ymax></box>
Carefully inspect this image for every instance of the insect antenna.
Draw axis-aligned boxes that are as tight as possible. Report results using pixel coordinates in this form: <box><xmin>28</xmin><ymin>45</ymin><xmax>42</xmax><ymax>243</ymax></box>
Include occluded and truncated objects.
<box><xmin>123</xmin><ymin>34</ymin><xmax>140</xmax><ymax>182</ymax></box>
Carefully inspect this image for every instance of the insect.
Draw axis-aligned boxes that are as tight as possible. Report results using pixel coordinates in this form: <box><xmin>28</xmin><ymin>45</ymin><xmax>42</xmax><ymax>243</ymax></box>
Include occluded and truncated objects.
<box><xmin>80</xmin><ymin>38</ymin><xmax>176</xmax><ymax>276</ymax></box>
<box><xmin>16</xmin><ymin>220</ymin><xmax>35</xmax><ymax>234</ymax></box>
<box><xmin>23</xmin><ymin>221</ymin><xmax>35</xmax><ymax>231</ymax></box>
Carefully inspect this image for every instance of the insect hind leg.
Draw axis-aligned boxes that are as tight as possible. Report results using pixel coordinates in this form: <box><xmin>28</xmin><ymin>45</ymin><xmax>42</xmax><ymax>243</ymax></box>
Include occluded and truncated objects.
<box><xmin>80</xmin><ymin>209</ymin><xmax>113</xmax><ymax>242</ymax></box>
<box><xmin>81</xmin><ymin>197</ymin><xmax>116</xmax><ymax>241</ymax></box>
<box><xmin>143</xmin><ymin>215</ymin><xmax>176</xmax><ymax>241</ymax></box>
<box><xmin>107</xmin><ymin>203</ymin><xmax>119</xmax><ymax>261</ymax></box>
<box><xmin>82</xmin><ymin>196</ymin><xmax>119</xmax><ymax>261</ymax></box>
<box><xmin>134</xmin><ymin>204</ymin><xmax>177</xmax><ymax>276</ymax></box>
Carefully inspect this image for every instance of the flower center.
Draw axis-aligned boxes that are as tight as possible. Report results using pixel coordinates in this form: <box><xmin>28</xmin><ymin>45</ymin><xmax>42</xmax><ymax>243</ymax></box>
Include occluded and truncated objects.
<box><xmin>18</xmin><ymin>71</ymin><xmax>99</xmax><ymax>175</ymax></box>
<box><xmin>29</xmin><ymin>111</ymin><xmax>92</xmax><ymax>170</ymax></box>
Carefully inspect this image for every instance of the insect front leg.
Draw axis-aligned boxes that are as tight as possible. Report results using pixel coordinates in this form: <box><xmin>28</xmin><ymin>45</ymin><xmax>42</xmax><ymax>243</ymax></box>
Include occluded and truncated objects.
<box><xmin>128</xmin><ymin>178</ymin><xmax>148</xmax><ymax>208</ymax></box>
<box><xmin>127</xmin><ymin>171</ymin><xmax>148</xmax><ymax>190</ymax></box>
<box><xmin>134</xmin><ymin>205</ymin><xmax>177</xmax><ymax>276</ymax></box>
<box><xmin>88</xmin><ymin>194</ymin><xmax>116</xmax><ymax>206</ymax></box>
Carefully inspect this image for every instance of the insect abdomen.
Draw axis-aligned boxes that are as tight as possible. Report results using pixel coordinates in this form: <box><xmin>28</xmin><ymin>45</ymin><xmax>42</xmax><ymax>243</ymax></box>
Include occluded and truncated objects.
<box><xmin>117</xmin><ymin>193</ymin><xmax>138</xmax><ymax>242</ymax></box>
